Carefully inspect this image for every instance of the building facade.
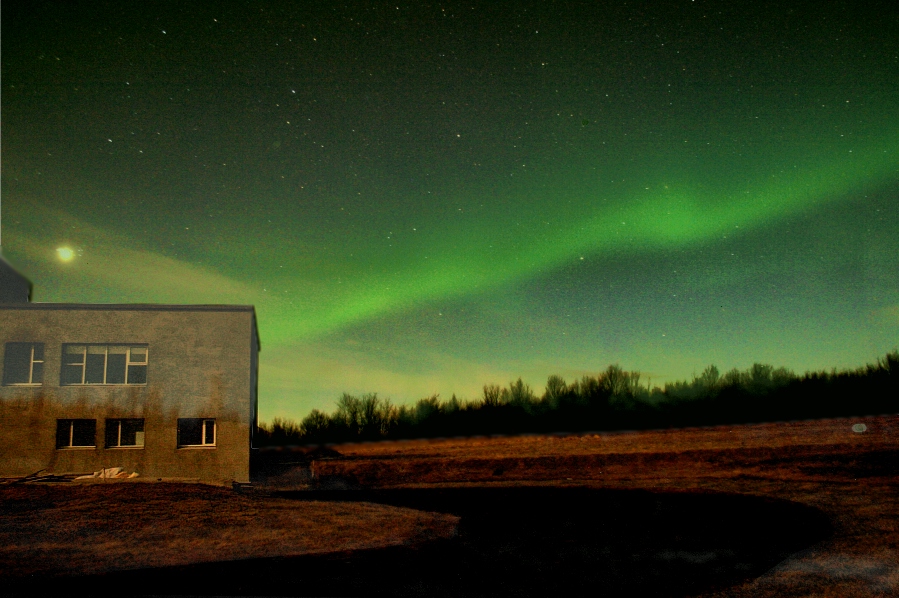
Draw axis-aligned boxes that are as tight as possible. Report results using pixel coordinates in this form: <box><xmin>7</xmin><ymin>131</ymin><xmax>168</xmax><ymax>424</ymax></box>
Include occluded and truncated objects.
<box><xmin>0</xmin><ymin>256</ymin><xmax>31</xmax><ymax>303</ymax></box>
<box><xmin>0</xmin><ymin>258</ymin><xmax>259</xmax><ymax>484</ymax></box>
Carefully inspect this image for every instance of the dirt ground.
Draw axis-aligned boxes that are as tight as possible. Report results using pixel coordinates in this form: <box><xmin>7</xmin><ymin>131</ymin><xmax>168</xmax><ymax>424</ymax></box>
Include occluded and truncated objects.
<box><xmin>0</xmin><ymin>481</ymin><xmax>459</xmax><ymax>578</ymax></box>
<box><xmin>1</xmin><ymin>414</ymin><xmax>896</xmax><ymax>596</ymax></box>
<box><xmin>316</xmin><ymin>414</ymin><xmax>899</xmax><ymax>597</ymax></box>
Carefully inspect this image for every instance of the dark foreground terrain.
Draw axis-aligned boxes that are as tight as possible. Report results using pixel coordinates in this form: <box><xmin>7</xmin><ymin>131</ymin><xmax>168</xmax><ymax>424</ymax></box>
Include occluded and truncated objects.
<box><xmin>8</xmin><ymin>486</ymin><xmax>832</xmax><ymax>597</ymax></box>
<box><xmin>3</xmin><ymin>414</ymin><xmax>897</xmax><ymax>597</ymax></box>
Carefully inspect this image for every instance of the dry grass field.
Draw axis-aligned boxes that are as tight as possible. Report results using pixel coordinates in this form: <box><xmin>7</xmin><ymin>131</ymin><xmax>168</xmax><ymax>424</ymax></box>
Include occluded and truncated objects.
<box><xmin>314</xmin><ymin>413</ymin><xmax>899</xmax><ymax>597</ymax></box>
<box><xmin>0</xmin><ymin>481</ymin><xmax>459</xmax><ymax>579</ymax></box>
<box><xmin>1</xmin><ymin>413</ymin><xmax>896</xmax><ymax>597</ymax></box>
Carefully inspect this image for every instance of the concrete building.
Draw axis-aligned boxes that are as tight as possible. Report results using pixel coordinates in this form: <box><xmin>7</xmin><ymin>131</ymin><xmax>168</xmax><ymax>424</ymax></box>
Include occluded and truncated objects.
<box><xmin>0</xmin><ymin>256</ymin><xmax>31</xmax><ymax>303</ymax></box>
<box><xmin>0</xmin><ymin>255</ymin><xmax>260</xmax><ymax>484</ymax></box>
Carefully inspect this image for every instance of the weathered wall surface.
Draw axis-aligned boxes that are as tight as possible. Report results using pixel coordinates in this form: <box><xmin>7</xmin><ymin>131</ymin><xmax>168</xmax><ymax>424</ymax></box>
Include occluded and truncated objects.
<box><xmin>0</xmin><ymin>305</ymin><xmax>258</xmax><ymax>483</ymax></box>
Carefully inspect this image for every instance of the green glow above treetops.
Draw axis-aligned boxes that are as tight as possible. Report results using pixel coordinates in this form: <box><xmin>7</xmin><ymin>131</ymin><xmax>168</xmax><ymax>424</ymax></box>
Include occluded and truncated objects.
<box><xmin>255</xmin><ymin>128</ymin><xmax>897</xmax><ymax>345</ymax></box>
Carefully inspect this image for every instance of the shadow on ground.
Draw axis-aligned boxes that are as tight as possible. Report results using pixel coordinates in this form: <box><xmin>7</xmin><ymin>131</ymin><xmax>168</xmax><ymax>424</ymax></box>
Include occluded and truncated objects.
<box><xmin>11</xmin><ymin>486</ymin><xmax>832</xmax><ymax>597</ymax></box>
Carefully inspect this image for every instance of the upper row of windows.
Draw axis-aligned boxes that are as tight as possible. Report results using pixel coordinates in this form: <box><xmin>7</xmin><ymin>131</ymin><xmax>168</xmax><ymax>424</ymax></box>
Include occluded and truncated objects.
<box><xmin>2</xmin><ymin>342</ymin><xmax>148</xmax><ymax>386</ymax></box>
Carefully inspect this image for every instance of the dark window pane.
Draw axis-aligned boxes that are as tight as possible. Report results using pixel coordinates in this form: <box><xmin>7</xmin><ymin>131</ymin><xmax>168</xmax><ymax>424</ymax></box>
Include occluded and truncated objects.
<box><xmin>62</xmin><ymin>364</ymin><xmax>83</xmax><ymax>385</ymax></box>
<box><xmin>178</xmin><ymin>419</ymin><xmax>203</xmax><ymax>446</ymax></box>
<box><xmin>56</xmin><ymin>421</ymin><xmax>72</xmax><ymax>448</ymax></box>
<box><xmin>105</xmin><ymin>420</ymin><xmax>120</xmax><ymax>447</ymax></box>
<box><xmin>204</xmin><ymin>419</ymin><xmax>215</xmax><ymax>445</ymax></box>
<box><xmin>121</xmin><ymin>419</ymin><xmax>144</xmax><ymax>446</ymax></box>
<box><xmin>127</xmin><ymin>365</ymin><xmax>147</xmax><ymax>385</ymax></box>
<box><xmin>85</xmin><ymin>352</ymin><xmax>106</xmax><ymax>384</ymax></box>
<box><xmin>63</xmin><ymin>346</ymin><xmax>85</xmax><ymax>365</ymax></box>
<box><xmin>3</xmin><ymin>343</ymin><xmax>32</xmax><ymax>384</ymax></box>
<box><xmin>32</xmin><ymin>344</ymin><xmax>44</xmax><ymax>361</ymax></box>
<box><xmin>72</xmin><ymin>420</ymin><xmax>96</xmax><ymax>446</ymax></box>
<box><xmin>106</xmin><ymin>419</ymin><xmax>145</xmax><ymax>446</ymax></box>
<box><xmin>30</xmin><ymin>362</ymin><xmax>43</xmax><ymax>383</ymax></box>
<box><xmin>106</xmin><ymin>353</ymin><xmax>126</xmax><ymax>384</ymax></box>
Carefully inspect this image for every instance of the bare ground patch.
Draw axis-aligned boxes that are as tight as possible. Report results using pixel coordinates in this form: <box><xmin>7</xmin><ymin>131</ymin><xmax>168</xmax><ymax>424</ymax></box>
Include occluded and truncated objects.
<box><xmin>317</xmin><ymin>414</ymin><xmax>899</xmax><ymax>597</ymax></box>
<box><xmin>0</xmin><ymin>481</ymin><xmax>459</xmax><ymax>578</ymax></box>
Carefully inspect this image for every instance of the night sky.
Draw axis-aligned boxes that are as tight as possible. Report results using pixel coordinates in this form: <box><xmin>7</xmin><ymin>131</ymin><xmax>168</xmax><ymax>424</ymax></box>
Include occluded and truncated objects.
<box><xmin>3</xmin><ymin>1</ymin><xmax>897</xmax><ymax>422</ymax></box>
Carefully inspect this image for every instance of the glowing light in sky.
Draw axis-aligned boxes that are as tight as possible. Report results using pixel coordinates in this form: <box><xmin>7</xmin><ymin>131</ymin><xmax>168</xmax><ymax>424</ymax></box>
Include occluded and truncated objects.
<box><xmin>56</xmin><ymin>247</ymin><xmax>74</xmax><ymax>262</ymax></box>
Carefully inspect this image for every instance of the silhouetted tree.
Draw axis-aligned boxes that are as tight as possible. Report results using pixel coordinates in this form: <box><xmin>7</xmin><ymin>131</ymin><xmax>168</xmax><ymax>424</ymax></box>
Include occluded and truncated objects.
<box><xmin>695</xmin><ymin>365</ymin><xmax>720</xmax><ymax>390</ymax></box>
<box><xmin>300</xmin><ymin>409</ymin><xmax>330</xmax><ymax>443</ymax></box>
<box><xmin>333</xmin><ymin>393</ymin><xmax>363</xmax><ymax>440</ymax></box>
<box><xmin>542</xmin><ymin>374</ymin><xmax>568</xmax><ymax>409</ymax></box>
<box><xmin>273</xmin><ymin>350</ymin><xmax>899</xmax><ymax>444</ymax></box>
<box><xmin>482</xmin><ymin>384</ymin><xmax>503</xmax><ymax>408</ymax></box>
<box><xmin>507</xmin><ymin>378</ymin><xmax>536</xmax><ymax>408</ymax></box>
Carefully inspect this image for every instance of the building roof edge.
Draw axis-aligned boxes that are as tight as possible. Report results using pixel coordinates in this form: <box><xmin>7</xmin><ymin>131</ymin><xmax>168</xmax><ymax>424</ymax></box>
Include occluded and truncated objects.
<box><xmin>0</xmin><ymin>303</ymin><xmax>256</xmax><ymax>312</ymax></box>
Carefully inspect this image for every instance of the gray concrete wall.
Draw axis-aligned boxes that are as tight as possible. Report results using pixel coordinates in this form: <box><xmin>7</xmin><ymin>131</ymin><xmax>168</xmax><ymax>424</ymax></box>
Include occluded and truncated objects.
<box><xmin>0</xmin><ymin>305</ymin><xmax>258</xmax><ymax>483</ymax></box>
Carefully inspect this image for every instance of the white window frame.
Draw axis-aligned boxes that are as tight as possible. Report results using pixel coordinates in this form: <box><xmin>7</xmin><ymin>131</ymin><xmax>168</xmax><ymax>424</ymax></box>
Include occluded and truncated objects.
<box><xmin>56</xmin><ymin>419</ymin><xmax>97</xmax><ymax>449</ymax></box>
<box><xmin>105</xmin><ymin>418</ymin><xmax>145</xmax><ymax>448</ymax></box>
<box><xmin>2</xmin><ymin>342</ymin><xmax>44</xmax><ymax>386</ymax></box>
<box><xmin>62</xmin><ymin>344</ymin><xmax>148</xmax><ymax>385</ymax></box>
<box><xmin>177</xmin><ymin>418</ymin><xmax>216</xmax><ymax>448</ymax></box>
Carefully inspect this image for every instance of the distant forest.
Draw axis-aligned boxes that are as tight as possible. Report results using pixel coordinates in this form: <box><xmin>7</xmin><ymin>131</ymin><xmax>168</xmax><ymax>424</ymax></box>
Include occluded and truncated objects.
<box><xmin>256</xmin><ymin>350</ymin><xmax>898</xmax><ymax>446</ymax></box>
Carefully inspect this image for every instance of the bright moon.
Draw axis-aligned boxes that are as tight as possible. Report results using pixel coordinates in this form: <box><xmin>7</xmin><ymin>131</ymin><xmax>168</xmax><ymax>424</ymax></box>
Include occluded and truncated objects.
<box><xmin>56</xmin><ymin>247</ymin><xmax>75</xmax><ymax>261</ymax></box>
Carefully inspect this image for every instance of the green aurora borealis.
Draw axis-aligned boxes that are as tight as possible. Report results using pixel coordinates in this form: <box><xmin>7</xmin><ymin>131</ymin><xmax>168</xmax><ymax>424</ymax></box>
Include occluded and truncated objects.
<box><xmin>3</xmin><ymin>2</ymin><xmax>898</xmax><ymax>421</ymax></box>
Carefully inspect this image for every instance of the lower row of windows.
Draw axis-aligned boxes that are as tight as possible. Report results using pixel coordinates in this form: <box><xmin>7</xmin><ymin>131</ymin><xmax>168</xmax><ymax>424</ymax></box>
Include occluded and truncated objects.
<box><xmin>57</xmin><ymin>418</ymin><xmax>216</xmax><ymax>449</ymax></box>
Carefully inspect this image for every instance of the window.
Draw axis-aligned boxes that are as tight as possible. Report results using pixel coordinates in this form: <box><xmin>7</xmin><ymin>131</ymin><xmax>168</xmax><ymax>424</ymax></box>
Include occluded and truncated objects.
<box><xmin>177</xmin><ymin>418</ymin><xmax>216</xmax><ymax>447</ymax></box>
<box><xmin>105</xmin><ymin>419</ymin><xmax>145</xmax><ymax>448</ymax></box>
<box><xmin>62</xmin><ymin>344</ymin><xmax>148</xmax><ymax>385</ymax></box>
<box><xmin>2</xmin><ymin>342</ymin><xmax>44</xmax><ymax>385</ymax></box>
<box><xmin>56</xmin><ymin>419</ymin><xmax>97</xmax><ymax>448</ymax></box>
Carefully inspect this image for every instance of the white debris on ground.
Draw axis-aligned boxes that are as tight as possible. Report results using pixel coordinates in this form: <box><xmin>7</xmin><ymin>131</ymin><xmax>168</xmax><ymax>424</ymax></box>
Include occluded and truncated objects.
<box><xmin>74</xmin><ymin>467</ymin><xmax>139</xmax><ymax>480</ymax></box>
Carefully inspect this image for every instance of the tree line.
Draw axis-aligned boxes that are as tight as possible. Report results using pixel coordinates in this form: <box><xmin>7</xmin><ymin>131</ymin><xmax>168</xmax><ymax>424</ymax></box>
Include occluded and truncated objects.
<box><xmin>256</xmin><ymin>350</ymin><xmax>898</xmax><ymax>446</ymax></box>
